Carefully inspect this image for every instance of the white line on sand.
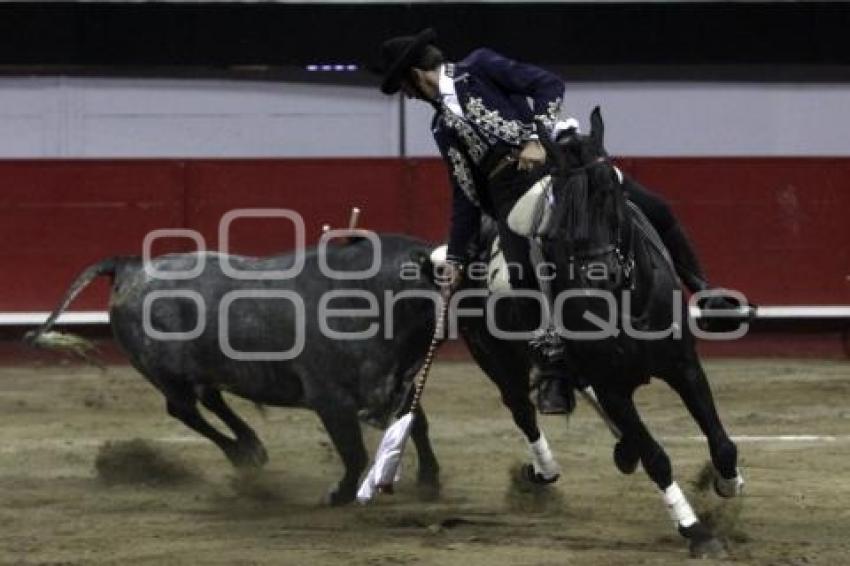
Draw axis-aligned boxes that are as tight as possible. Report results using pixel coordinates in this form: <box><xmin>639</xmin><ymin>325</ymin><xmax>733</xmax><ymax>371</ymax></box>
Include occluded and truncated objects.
<box><xmin>674</xmin><ymin>435</ymin><xmax>845</xmax><ymax>443</ymax></box>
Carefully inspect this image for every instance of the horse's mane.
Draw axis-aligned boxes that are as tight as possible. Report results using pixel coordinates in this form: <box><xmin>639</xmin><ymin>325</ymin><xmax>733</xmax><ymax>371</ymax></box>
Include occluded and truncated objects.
<box><xmin>551</xmin><ymin>171</ymin><xmax>589</xmax><ymax>242</ymax></box>
<box><xmin>587</xmin><ymin>164</ymin><xmax>621</xmax><ymax>246</ymax></box>
<box><xmin>550</xmin><ymin>158</ymin><xmax>620</xmax><ymax>249</ymax></box>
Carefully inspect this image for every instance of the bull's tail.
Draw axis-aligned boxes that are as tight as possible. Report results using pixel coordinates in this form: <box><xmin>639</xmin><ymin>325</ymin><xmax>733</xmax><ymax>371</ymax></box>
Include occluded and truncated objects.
<box><xmin>24</xmin><ymin>257</ymin><xmax>122</xmax><ymax>365</ymax></box>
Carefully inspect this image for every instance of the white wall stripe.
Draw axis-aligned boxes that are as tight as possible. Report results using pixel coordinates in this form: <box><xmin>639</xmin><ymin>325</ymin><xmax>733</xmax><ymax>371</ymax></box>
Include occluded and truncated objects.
<box><xmin>3</xmin><ymin>306</ymin><xmax>849</xmax><ymax>326</ymax></box>
<box><xmin>2</xmin><ymin>77</ymin><xmax>850</xmax><ymax>158</ymax></box>
<box><xmin>407</xmin><ymin>81</ymin><xmax>850</xmax><ymax>157</ymax></box>
<box><xmin>0</xmin><ymin>312</ymin><xmax>109</xmax><ymax>325</ymax></box>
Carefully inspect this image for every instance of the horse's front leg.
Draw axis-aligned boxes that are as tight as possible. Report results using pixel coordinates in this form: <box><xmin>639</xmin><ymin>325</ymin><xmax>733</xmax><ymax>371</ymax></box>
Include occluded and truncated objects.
<box><xmin>507</xmin><ymin>388</ymin><xmax>561</xmax><ymax>484</ymax></box>
<box><xmin>463</xmin><ymin>328</ymin><xmax>561</xmax><ymax>483</ymax></box>
<box><xmin>596</xmin><ymin>387</ymin><xmax>725</xmax><ymax>558</ymax></box>
<box><xmin>663</xmin><ymin>359</ymin><xmax>744</xmax><ymax>498</ymax></box>
<box><xmin>577</xmin><ymin>384</ymin><xmax>645</xmax><ymax>474</ymax></box>
<box><xmin>495</xmin><ymin>361</ymin><xmax>561</xmax><ymax>484</ymax></box>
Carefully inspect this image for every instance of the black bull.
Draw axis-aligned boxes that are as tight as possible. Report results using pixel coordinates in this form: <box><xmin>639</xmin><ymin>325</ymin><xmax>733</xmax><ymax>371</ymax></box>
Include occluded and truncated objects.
<box><xmin>28</xmin><ymin>234</ymin><xmax>458</xmax><ymax>505</ymax></box>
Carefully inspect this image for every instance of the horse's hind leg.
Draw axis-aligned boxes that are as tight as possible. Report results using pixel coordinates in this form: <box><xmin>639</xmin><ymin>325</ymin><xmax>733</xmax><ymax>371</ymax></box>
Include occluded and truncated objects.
<box><xmin>664</xmin><ymin>359</ymin><xmax>744</xmax><ymax>497</ymax></box>
<box><xmin>197</xmin><ymin>386</ymin><xmax>268</xmax><ymax>469</ymax></box>
<box><xmin>596</xmin><ymin>387</ymin><xmax>723</xmax><ymax>556</ymax></box>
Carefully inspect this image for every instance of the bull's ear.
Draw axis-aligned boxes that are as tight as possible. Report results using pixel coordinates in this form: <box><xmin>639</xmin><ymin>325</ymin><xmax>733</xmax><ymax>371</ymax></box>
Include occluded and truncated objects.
<box><xmin>589</xmin><ymin>106</ymin><xmax>605</xmax><ymax>151</ymax></box>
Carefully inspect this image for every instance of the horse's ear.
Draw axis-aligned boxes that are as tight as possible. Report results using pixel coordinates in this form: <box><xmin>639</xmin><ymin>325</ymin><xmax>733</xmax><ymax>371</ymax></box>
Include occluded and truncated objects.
<box><xmin>589</xmin><ymin>106</ymin><xmax>605</xmax><ymax>150</ymax></box>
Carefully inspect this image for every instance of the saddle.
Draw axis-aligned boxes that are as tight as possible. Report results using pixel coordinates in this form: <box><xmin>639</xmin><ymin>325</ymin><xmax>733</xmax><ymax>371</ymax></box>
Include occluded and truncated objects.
<box><xmin>429</xmin><ymin>174</ymin><xmax>559</xmax><ymax>294</ymax></box>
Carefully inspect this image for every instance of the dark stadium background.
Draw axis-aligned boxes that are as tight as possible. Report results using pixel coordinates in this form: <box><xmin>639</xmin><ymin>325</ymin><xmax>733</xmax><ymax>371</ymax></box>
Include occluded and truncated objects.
<box><xmin>0</xmin><ymin>2</ymin><xmax>848</xmax><ymax>356</ymax></box>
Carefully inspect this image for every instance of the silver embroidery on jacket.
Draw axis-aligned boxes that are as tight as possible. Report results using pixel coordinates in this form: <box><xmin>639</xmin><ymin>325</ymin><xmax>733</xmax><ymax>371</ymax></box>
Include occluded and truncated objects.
<box><xmin>440</xmin><ymin>111</ymin><xmax>488</xmax><ymax>164</ymax></box>
<box><xmin>447</xmin><ymin>147</ymin><xmax>480</xmax><ymax>207</ymax></box>
<box><xmin>465</xmin><ymin>97</ymin><xmax>534</xmax><ymax>145</ymax></box>
<box><xmin>533</xmin><ymin>97</ymin><xmax>563</xmax><ymax>131</ymax></box>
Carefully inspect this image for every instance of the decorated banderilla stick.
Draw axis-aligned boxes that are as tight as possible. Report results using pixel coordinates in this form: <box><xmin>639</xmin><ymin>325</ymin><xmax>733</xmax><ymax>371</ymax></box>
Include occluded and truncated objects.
<box><xmin>356</xmin><ymin>298</ymin><xmax>449</xmax><ymax>502</ymax></box>
<box><xmin>406</xmin><ymin>298</ymin><xmax>449</xmax><ymax>415</ymax></box>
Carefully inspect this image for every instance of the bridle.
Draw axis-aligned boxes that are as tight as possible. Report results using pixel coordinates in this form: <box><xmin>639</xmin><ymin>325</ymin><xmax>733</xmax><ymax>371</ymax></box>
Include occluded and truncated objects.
<box><xmin>544</xmin><ymin>136</ymin><xmax>636</xmax><ymax>288</ymax></box>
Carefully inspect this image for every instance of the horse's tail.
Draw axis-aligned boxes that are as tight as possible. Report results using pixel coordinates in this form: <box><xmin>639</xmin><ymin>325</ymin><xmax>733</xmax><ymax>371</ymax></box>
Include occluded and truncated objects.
<box><xmin>23</xmin><ymin>257</ymin><xmax>124</xmax><ymax>364</ymax></box>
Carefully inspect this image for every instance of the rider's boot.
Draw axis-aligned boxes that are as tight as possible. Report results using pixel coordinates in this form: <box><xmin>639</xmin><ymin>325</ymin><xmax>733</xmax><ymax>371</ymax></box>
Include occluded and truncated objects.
<box><xmin>525</xmin><ymin>236</ymin><xmax>574</xmax><ymax>415</ymax></box>
<box><xmin>533</xmin><ymin>360</ymin><xmax>576</xmax><ymax>416</ymax></box>
<box><xmin>529</xmin><ymin>330</ymin><xmax>575</xmax><ymax>415</ymax></box>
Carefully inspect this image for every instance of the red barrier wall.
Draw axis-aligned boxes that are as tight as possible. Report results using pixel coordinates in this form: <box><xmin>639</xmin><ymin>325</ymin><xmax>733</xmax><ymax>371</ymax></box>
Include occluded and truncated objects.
<box><xmin>627</xmin><ymin>158</ymin><xmax>850</xmax><ymax>306</ymax></box>
<box><xmin>1</xmin><ymin>158</ymin><xmax>848</xmax><ymax>311</ymax></box>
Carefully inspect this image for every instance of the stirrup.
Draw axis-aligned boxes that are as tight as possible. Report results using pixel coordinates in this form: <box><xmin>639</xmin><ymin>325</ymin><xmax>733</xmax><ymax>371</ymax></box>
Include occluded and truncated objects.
<box><xmin>535</xmin><ymin>375</ymin><xmax>576</xmax><ymax>415</ymax></box>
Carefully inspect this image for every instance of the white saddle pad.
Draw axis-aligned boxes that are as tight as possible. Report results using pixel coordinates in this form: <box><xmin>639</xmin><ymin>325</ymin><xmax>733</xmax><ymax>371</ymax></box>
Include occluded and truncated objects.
<box><xmin>486</xmin><ymin>236</ymin><xmax>512</xmax><ymax>292</ymax></box>
<box><xmin>507</xmin><ymin>175</ymin><xmax>555</xmax><ymax>238</ymax></box>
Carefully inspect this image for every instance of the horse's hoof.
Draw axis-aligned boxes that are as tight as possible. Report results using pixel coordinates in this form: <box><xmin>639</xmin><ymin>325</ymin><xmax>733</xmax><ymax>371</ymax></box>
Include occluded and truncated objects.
<box><xmin>679</xmin><ymin>523</ymin><xmax>727</xmax><ymax>559</ymax></box>
<box><xmin>523</xmin><ymin>463</ymin><xmax>560</xmax><ymax>485</ymax></box>
<box><xmin>714</xmin><ymin>470</ymin><xmax>745</xmax><ymax>498</ymax></box>
<box><xmin>689</xmin><ymin>536</ymin><xmax>727</xmax><ymax>559</ymax></box>
<box><xmin>250</xmin><ymin>443</ymin><xmax>269</xmax><ymax>467</ymax></box>
<box><xmin>613</xmin><ymin>440</ymin><xmax>639</xmax><ymax>475</ymax></box>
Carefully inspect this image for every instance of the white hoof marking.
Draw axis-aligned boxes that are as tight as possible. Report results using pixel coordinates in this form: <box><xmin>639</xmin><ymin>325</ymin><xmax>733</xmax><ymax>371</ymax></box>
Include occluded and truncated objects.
<box><xmin>528</xmin><ymin>432</ymin><xmax>560</xmax><ymax>481</ymax></box>
<box><xmin>662</xmin><ymin>481</ymin><xmax>698</xmax><ymax>528</ymax></box>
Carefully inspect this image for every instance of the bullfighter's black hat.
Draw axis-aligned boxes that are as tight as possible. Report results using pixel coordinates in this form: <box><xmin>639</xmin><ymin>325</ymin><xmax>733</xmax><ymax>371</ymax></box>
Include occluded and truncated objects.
<box><xmin>378</xmin><ymin>28</ymin><xmax>437</xmax><ymax>95</ymax></box>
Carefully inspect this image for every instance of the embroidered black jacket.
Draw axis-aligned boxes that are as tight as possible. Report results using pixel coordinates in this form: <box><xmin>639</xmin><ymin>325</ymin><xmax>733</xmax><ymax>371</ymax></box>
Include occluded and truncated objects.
<box><xmin>430</xmin><ymin>48</ymin><xmax>565</xmax><ymax>262</ymax></box>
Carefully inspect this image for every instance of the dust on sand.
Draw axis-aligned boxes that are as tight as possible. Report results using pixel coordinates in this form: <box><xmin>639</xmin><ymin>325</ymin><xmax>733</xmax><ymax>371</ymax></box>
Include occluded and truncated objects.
<box><xmin>95</xmin><ymin>439</ymin><xmax>201</xmax><ymax>486</ymax></box>
<box><xmin>0</xmin><ymin>359</ymin><xmax>848</xmax><ymax>565</ymax></box>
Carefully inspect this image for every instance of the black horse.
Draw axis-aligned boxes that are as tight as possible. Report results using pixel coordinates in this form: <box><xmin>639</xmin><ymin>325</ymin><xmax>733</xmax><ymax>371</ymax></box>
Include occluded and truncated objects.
<box><xmin>456</xmin><ymin>109</ymin><xmax>745</xmax><ymax>556</ymax></box>
<box><xmin>547</xmin><ymin>109</ymin><xmax>747</xmax><ymax>554</ymax></box>
<box><xmin>448</xmin><ymin>219</ymin><xmax>620</xmax><ymax>488</ymax></box>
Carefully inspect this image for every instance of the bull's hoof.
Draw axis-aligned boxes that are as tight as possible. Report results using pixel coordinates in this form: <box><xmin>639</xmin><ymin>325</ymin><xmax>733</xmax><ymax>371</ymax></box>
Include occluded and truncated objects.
<box><xmin>613</xmin><ymin>440</ymin><xmax>639</xmax><ymax>475</ymax></box>
<box><xmin>415</xmin><ymin>467</ymin><xmax>441</xmax><ymax>501</ymax></box>
<box><xmin>416</xmin><ymin>481</ymin><xmax>441</xmax><ymax>502</ymax></box>
<box><xmin>417</xmin><ymin>469</ymin><xmax>440</xmax><ymax>488</ymax></box>
<box><xmin>325</xmin><ymin>483</ymin><xmax>357</xmax><ymax>506</ymax></box>
<box><xmin>679</xmin><ymin>523</ymin><xmax>727</xmax><ymax>559</ymax></box>
<box><xmin>228</xmin><ymin>442</ymin><xmax>269</xmax><ymax>469</ymax></box>
<box><xmin>522</xmin><ymin>463</ymin><xmax>560</xmax><ymax>485</ymax></box>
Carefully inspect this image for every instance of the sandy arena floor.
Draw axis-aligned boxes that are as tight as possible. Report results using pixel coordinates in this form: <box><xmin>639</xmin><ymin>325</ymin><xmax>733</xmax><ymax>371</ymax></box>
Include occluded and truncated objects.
<box><xmin>0</xmin><ymin>358</ymin><xmax>848</xmax><ymax>565</ymax></box>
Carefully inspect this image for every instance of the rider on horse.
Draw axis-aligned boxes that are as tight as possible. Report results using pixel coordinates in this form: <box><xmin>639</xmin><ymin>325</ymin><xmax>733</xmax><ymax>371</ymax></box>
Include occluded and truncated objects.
<box><xmin>377</xmin><ymin>28</ymin><xmax>731</xmax><ymax>413</ymax></box>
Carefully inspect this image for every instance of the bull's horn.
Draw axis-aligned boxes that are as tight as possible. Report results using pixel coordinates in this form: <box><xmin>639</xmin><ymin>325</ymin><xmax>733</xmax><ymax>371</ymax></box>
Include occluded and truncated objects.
<box><xmin>348</xmin><ymin>207</ymin><xmax>361</xmax><ymax>230</ymax></box>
